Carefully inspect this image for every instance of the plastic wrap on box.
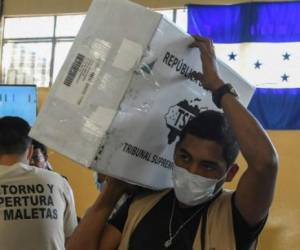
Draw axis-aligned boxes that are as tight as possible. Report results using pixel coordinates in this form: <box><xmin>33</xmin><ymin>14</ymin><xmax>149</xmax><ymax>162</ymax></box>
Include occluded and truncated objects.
<box><xmin>30</xmin><ymin>0</ymin><xmax>254</xmax><ymax>189</ymax></box>
<box><xmin>30</xmin><ymin>0</ymin><xmax>162</xmax><ymax>167</ymax></box>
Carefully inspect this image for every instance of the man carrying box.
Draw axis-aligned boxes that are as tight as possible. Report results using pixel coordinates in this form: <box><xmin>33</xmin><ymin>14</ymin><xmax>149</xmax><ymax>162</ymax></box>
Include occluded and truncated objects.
<box><xmin>66</xmin><ymin>36</ymin><xmax>278</xmax><ymax>250</ymax></box>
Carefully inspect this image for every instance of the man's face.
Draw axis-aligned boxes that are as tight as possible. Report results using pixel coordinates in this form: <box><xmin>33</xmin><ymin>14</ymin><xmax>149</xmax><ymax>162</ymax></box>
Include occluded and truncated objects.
<box><xmin>30</xmin><ymin>148</ymin><xmax>47</xmax><ymax>169</ymax></box>
<box><xmin>174</xmin><ymin>133</ymin><xmax>228</xmax><ymax>180</ymax></box>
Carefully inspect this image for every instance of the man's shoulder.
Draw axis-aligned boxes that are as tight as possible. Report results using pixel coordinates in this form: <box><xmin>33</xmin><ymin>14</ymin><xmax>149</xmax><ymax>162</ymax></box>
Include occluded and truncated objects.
<box><xmin>108</xmin><ymin>189</ymin><xmax>170</xmax><ymax>233</ymax></box>
<box><xmin>127</xmin><ymin>189</ymin><xmax>171</xmax><ymax>215</ymax></box>
<box><xmin>30</xmin><ymin>165</ymin><xmax>65</xmax><ymax>180</ymax></box>
<box><xmin>15</xmin><ymin>163</ymin><xmax>70</xmax><ymax>188</ymax></box>
<box><xmin>216</xmin><ymin>189</ymin><xmax>234</xmax><ymax>200</ymax></box>
<box><xmin>132</xmin><ymin>189</ymin><xmax>171</xmax><ymax>203</ymax></box>
<box><xmin>208</xmin><ymin>189</ymin><xmax>234</xmax><ymax>213</ymax></box>
<box><xmin>113</xmin><ymin>189</ymin><xmax>170</xmax><ymax>215</ymax></box>
<box><xmin>221</xmin><ymin>189</ymin><xmax>234</xmax><ymax>197</ymax></box>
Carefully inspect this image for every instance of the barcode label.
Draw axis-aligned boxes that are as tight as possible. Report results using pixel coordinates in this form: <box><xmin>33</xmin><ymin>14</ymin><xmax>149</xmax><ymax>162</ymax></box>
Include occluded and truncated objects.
<box><xmin>64</xmin><ymin>53</ymin><xmax>85</xmax><ymax>87</ymax></box>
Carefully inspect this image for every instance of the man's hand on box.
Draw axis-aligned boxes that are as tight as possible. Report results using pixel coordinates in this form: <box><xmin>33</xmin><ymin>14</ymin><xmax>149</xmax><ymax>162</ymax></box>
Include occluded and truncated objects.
<box><xmin>190</xmin><ymin>35</ymin><xmax>224</xmax><ymax>91</ymax></box>
<box><xmin>105</xmin><ymin>177</ymin><xmax>137</xmax><ymax>197</ymax></box>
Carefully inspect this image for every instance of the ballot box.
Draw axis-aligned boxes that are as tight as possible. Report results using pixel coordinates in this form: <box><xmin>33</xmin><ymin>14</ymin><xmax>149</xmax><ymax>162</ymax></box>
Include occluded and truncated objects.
<box><xmin>30</xmin><ymin>0</ymin><xmax>254</xmax><ymax>189</ymax></box>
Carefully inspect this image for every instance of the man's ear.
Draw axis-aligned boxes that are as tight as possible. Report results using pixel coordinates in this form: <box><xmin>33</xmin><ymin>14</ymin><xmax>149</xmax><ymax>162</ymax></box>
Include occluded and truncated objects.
<box><xmin>225</xmin><ymin>163</ymin><xmax>239</xmax><ymax>182</ymax></box>
<box><xmin>173</xmin><ymin>142</ymin><xmax>180</xmax><ymax>163</ymax></box>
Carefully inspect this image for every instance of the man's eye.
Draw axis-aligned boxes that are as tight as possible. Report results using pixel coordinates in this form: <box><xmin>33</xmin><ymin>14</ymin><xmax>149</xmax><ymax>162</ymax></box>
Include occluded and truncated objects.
<box><xmin>202</xmin><ymin>163</ymin><xmax>217</xmax><ymax>171</ymax></box>
<box><xmin>179</xmin><ymin>154</ymin><xmax>190</xmax><ymax>162</ymax></box>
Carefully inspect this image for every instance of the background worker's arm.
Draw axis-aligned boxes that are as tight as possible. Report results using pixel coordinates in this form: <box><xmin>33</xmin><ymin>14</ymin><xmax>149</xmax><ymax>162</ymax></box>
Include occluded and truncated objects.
<box><xmin>191</xmin><ymin>36</ymin><xmax>279</xmax><ymax>226</ymax></box>
<box><xmin>66</xmin><ymin>178</ymin><xmax>126</xmax><ymax>250</ymax></box>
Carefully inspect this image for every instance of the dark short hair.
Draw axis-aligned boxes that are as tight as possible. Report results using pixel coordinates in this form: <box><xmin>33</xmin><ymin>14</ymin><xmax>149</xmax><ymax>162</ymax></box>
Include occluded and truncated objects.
<box><xmin>0</xmin><ymin>116</ymin><xmax>32</xmax><ymax>155</ymax></box>
<box><xmin>179</xmin><ymin>110</ymin><xmax>239</xmax><ymax>166</ymax></box>
<box><xmin>32</xmin><ymin>139</ymin><xmax>48</xmax><ymax>159</ymax></box>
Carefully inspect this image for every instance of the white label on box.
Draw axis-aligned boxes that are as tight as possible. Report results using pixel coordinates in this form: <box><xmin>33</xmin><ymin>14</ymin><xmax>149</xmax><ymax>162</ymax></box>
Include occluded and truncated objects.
<box><xmin>82</xmin><ymin>106</ymin><xmax>115</xmax><ymax>138</ymax></box>
<box><xmin>112</xmin><ymin>38</ymin><xmax>143</xmax><ymax>71</ymax></box>
<box><xmin>89</xmin><ymin>39</ymin><xmax>112</xmax><ymax>61</ymax></box>
<box><xmin>56</xmin><ymin>53</ymin><xmax>103</xmax><ymax>107</ymax></box>
<box><xmin>88</xmin><ymin>105</ymin><xmax>116</xmax><ymax>129</ymax></box>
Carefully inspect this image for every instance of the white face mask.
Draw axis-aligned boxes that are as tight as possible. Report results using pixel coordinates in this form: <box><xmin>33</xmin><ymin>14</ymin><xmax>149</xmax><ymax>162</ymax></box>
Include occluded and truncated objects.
<box><xmin>172</xmin><ymin>165</ymin><xmax>228</xmax><ymax>206</ymax></box>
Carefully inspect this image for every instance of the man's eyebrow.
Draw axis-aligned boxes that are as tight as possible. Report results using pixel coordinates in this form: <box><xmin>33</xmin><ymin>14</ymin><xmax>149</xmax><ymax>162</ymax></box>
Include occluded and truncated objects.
<box><xmin>178</xmin><ymin>148</ymin><xmax>192</xmax><ymax>156</ymax></box>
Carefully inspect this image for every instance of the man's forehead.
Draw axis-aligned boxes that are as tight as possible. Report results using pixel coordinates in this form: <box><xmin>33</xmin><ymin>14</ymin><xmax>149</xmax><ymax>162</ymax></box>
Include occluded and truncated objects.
<box><xmin>178</xmin><ymin>134</ymin><xmax>227</xmax><ymax>166</ymax></box>
<box><xmin>180</xmin><ymin>133</ymin><xmax>218</xmax><ymax>147</ymax></box>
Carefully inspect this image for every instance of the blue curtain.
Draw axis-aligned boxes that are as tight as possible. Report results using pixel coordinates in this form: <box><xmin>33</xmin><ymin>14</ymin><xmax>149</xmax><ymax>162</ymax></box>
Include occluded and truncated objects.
<box><xmin>188</xmin><ymin>2</ymin><xmax>300</xmax><ymax>129</ymax></box>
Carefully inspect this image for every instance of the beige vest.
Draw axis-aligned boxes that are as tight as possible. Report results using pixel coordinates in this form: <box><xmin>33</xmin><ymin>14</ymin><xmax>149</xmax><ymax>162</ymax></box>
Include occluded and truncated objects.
<box><xmin>118</xmin><ymin>189</ymin><xmax>242</xmax><ymax>250</ymax></box>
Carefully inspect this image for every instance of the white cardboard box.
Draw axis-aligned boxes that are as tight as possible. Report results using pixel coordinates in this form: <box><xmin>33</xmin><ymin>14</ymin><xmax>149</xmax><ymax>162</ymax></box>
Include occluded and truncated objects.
<box><xmin>30</xmin><ymin>0</ymin><xmax>254</xmax><ymax>189</ymax></box>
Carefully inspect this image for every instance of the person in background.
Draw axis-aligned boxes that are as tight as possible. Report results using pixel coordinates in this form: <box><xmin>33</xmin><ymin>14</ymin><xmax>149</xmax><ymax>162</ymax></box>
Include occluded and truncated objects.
<box><xmin>30</xmin><ymin>139</ymin><xmax>82</xmax><ymax>223</ymax></box>
<box><xmin>30</xmin><ymin>139</ymin><xmax>53</xmax><ymax>170</ymax></box>
<box><xmin>0</xmin><ymin>116</ymin><xmax>78</xmax><ymax>250</ymax></box>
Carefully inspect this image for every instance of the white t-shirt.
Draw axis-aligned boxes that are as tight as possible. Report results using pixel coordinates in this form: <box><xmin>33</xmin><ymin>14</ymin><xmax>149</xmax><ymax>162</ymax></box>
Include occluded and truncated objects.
<box><xmin>0</xmin><ymin>162</ymin><xmax>78</xmax><ymax>250</ymax></box>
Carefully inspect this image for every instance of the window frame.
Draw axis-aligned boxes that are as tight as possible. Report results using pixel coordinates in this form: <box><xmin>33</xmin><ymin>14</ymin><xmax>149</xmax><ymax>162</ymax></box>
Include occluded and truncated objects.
<box><xmin>0</xmin><ymin>8</ymin><xmax>187</xmax><ymax>87</ymax></box>
<box><xmin>0</xmin><ymin>14</ymin><xmax>84</xmax><ymax>86</ymax></box>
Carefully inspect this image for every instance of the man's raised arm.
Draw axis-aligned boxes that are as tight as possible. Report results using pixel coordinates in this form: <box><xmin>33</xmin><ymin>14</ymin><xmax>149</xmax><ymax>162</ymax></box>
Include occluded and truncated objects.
<box><xmin>191</xmin><ymin>35</ymin><xmax>279</xmax><ymax>226</ymax></box>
